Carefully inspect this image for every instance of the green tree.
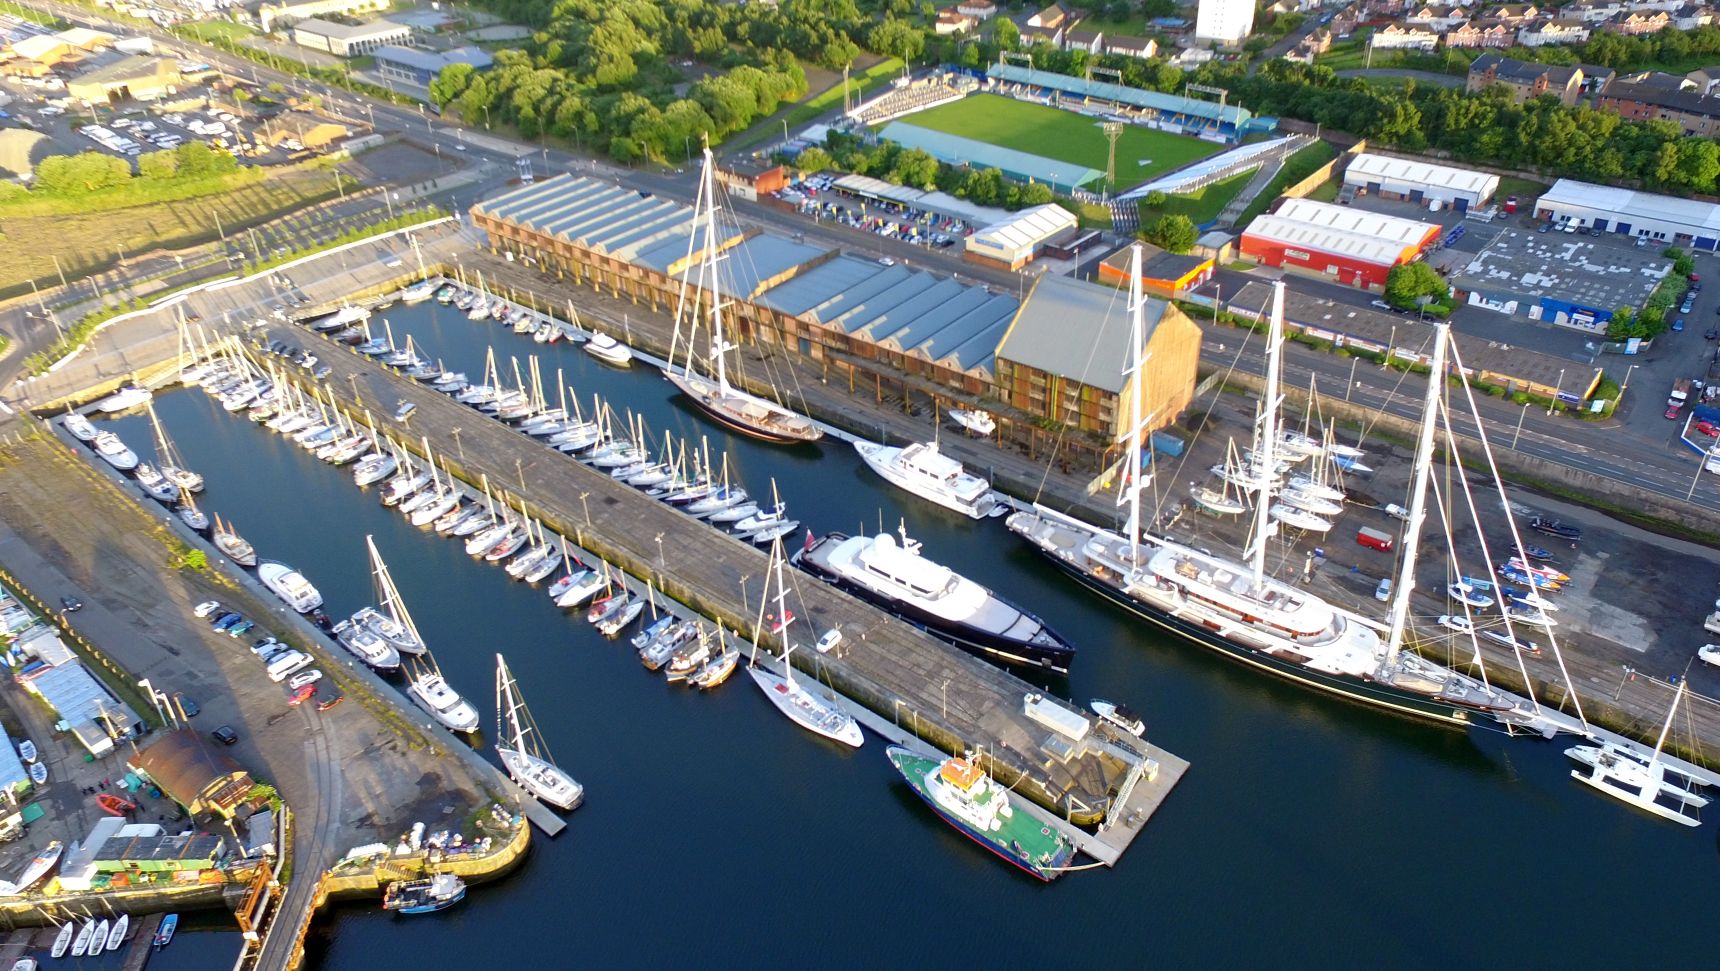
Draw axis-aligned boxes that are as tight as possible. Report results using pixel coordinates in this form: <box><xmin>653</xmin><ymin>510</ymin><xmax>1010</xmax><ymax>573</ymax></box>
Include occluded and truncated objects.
<box><xmin>797</xmin><ymin>146</ymin><xmax>834</xmax><ymax>173</ymax></box>
<box><xmin>1383</xmin><ymin>262</ymin><xmax>1448</xmax><ymax>309</ymax></box>
<box><xmin>867</xmin><ymin>18</ymin><xmax>924</xmax><ymax>62</ymax></box>
<box><xmin>429</xmin><ymin>63</ymin><xmax>476</xmax><ymax>108</ymax></box>
<box><xmin>138</xmin><ymin>149</ymin><xmax>180</xmax><ymax>181</ymax></box>
<box><xmin>1144</xmin><ymin>213</ymin><xmax>1197</xmax><ymax>253</ymax></box>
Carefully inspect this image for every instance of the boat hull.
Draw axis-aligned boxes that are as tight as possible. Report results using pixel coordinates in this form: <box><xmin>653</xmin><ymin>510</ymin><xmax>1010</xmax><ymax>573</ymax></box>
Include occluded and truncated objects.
<box><xmin>1022</xmin><ymin>535</ymin><xmax>1477</xmax><ymax>726</ymax></box>
<box><xmin>794</xmin><ymin>543</ymin><xmax>1073</xmax><ymax>674</ymax></box>
<box><xmin>887</xmin><ymin>748</ymin><xmax>1072</xmax><ymax>881</ymax></box>
<box><xmin>664</xmin><ymin>369</ymin><xmax>821</xmax><ymax>444</ymax></box>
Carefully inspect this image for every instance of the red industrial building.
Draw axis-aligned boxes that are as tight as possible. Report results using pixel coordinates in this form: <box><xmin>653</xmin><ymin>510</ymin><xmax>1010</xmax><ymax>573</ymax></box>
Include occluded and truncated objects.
<box><xmin>1240</xmin><ymin>198</ymin><xmax>1442</xmax><ymax>289</ymax></box>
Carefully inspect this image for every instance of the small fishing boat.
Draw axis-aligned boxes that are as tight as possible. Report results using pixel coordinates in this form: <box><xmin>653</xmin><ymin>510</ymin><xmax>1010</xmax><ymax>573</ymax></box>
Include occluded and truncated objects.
<box><xmin>63</xmin><ymin>412</ymin><xmax>98</xmax><ymax>441</ymax></box>
<box><xmin>18</xmin><ymin>740</ymin><xmax>35</xmax><ymax>762</ymax></box>
<box><xmin>1528</xmin><ymin>516</ymin><xmax>1582</xmax><ymax>542</ymax></box>
<box><xmin>664</xmin><ymin>634</ymin><xmax>712</xmax><ymax>683</ymax></box>
<box><xmin>97</xmin><ymin>793</ymin><xmax>137</xmax><ymax>815</ymax></box>
<box><xmin>1447</xmin><ymin>582</ymin><xmax>1495</xmax><ymax>609</ymax></box>
<box><xmin>947</xmin><ymin>408</ymin><xmax>996</xmax><ymax>436</ymax></box>
<box><xmin>51</xmin><ymin>921</ymin><xmax>74</xmax><ymax>957</ymax></box>
<box><xmin>382</xmin><ymin>873</ymin><xmax>466</xmax><ymax>914</ymax></box>
<box><xmin>92</xmin><ymin>431</ymin><xmax>139</xmax><ymax>471</ymax></box>
<box><xmin>153</xmin><ymin>913</ymin><xmax>178</xmax><ymax>949</ymax></box>
<box><xmin>70</xmin><ymin>921</ymin><xmax>94</xmax><ymax>958</ymax></box>
<box><xmin>106</xmin><ymin>913</ymin><xmax>128</xmax><ymax>952</ymax></box>
<box><xmin>583</xmin><ymin>332</ymin><xmax>633</xmax><ymax>366</ymax></box>
<box><xmin>28</xmin><ymin>763</ymin><xmax>45</xmax><ymax>785</ymax></box>
<box><xmin>89</xmin><ymin>920</ymin><xmax>108</xmax><ymax>953</ymax></box>
<box><xmin>1089</xmin><ymin>699</ymin><xmax>1145</xmax><ymax>737</ymax></box>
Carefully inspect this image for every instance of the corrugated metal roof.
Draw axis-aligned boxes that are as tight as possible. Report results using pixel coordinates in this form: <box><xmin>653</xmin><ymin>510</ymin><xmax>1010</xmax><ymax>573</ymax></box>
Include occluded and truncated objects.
<box><xmin>829</xmin><ymin>174</ymin><xmax>1011</xmax><ymax>227</ymax></box>
<box><xmin>29</xmin><ymin>662</ymin><xmax>141</xmax><ymax>737</ymax></box>
<box><xmin>666</xmin><ymin>233</ymin><xmax>824</xmax><ymax>298</ymax></box>
<box><xmin>967</xmin><ymin>204</ymin><xmax>1078</xmax><ymax>257</ymax></box>
<box><xmin>880</xmin><ymin>121</ymin><xmax>1105</xmax><ymax>188</ymax></box>
<box><xmin>1272</xmin><ymin>198</ymin><xmax>1440</xmax><ymax>245</ymax></box>
<box><xmin>1244</xmin><ymin>198</ymin><xmax>1439</xmax><ymax>266</ymax></box>
<box><xmin>987</xmin><ymin>63</ymin><xmax>1252</xmax><ymax>126</ymax></box>
<box><xmin>998</xmin><ymin>274</ymin><xmax>1158</xmax><ymax>394</ymax></box>
<box><xmin>0</xmin><ymin>721</ymin><xmax>27</xmax><ymax>793</ymax></box>
<box><xmin>1539</xmin><ymin>178</ymin><xmax>1720</xmax><ymax>235</ymax></box>
<box><xmin>1344</xmin><ymin>153</ymin><xmax>1499</xmax><ymax>197</ymax></box>
<box><xmin>755</xmin><ymin>254</ymin><xmax>888</xmax><ymax>317</ymax></box>
<box><xmin>477</xmin><ymin>176</ymin><xmax>716</xmax><ymax>262</ymax></box>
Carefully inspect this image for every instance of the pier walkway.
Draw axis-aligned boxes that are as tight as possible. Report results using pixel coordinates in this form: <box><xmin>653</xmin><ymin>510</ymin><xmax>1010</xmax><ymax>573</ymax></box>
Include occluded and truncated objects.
<box><xmin>272</xmin><ymin>319</ymin><xmax>1188</xmax><ymax>842</ymax></box>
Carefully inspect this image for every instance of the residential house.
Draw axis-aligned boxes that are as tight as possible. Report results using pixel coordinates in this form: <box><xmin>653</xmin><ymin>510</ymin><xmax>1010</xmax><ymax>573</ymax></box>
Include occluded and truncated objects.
<box><xmin>1564</xmin><ymin>0</ymin><xmax>1625</xmax><ymax>20</ymax></box>
<box><xmin>1467</xmin><ymin>53</ymin><xmax>1585</xmax><ymax>104</ymax></box>
<box><xmin>1370</xmin><ymin>24</ymin><xmax>1441</xmax><ymax>48</ymax></box>
<box><xmin>1600</xmin><ymin>78</ymin><xmax>1720</xmax><ymax>135</ymax></box>
<box><xmin>1446</xmin><ymin>21</ymin><xmax>1515</xmax><ymax>46</ymax></box>
<box><xmin>956</xmin><ymin>0</ymin><xmax>999</xmax><ymax>17</ymax></box>
<box><xmin>1103</xmin><ymin>34</ymin><xmax>1159</xmax><ymax>59</ymax></box>
<box><xmin>1018</xmin><ymin>23</ymin><xmax>1065</xmax><ymax>46</ymax></box>
<box><xmin>1674</xmin><ymin>3</ymin><xmax>1715</xmax><ymax>28</ymax></box>
<box><xmin>1406</xmin><ymin>4</ymin><xmax>1472</xmax><ymax>29</ymax></box>
<box><xmin>1331</xmin><ymin>9</ymin><xmax>1361</xmax><ymax>33</ymax></box>
<box><xmin>1604</xmin><ymin>10</ymin><xmax>1672</xmax><ymax>32</ymax></box>
<box><xmin>1576</xmin><ymin>63</ymin><xmax>1617</xmax><ymax>93</ymax></box>
<box><xmin>1026</xmin><ymin>2</ymin><xmax>1073</xmax><ymax>27</ymax></box>
<box><xmin>1516</xmin><ymin>18</ymin><xmax>1591</xmax><ymax>44</ymax></box>
<box><xmin>1687</xmin><ymin>65</ymin><xmax>1720</xmax><ymax>96</ymax></box>
<box><xmin>1064</xmin><ymin>26</ymin><xmax>1104</xmax><ymax>53</ymax></box>
<box><xmin>935</xmin><ymin>7</ymin><xmax>977</xmax><ymax>33</ymax></box>
<box><xmin>1287</xmin><ymin>27</ymin><xmax>1335</xmax><ymax>61</ymax></box>
<box><xmin>1483</xmin><ymin>4</ymin><xmax>1541</xmax><ymax>23</ymax></box>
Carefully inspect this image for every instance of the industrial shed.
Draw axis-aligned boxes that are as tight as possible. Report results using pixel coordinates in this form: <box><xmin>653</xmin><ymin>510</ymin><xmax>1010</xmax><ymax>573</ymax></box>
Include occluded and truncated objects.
<box><xmin>1343</xmin><ymin>153</ymin><xmax>1499</xmax><ymax>212</ymax></box>
<box><xmin>1241</xmin><ymin>198</ymin><xmax>1442</xmax><ymax>289</ymax></box>
<box><xmin>18</xmin><ymin>662</ymin><xmax>143</xmax><ymax>756</ymax></box>
<box><xmin>963</xmin><ymin>204</ymin><xmax>1079</xmax><ymax>270</ymax></box>
<box><xmin>129</xmin><ymin>728</ymin><xmax>254</xmax><ymax>818</ymax></box>
<box><xmin>1534</xmin><ymin>178</ymin><xmax>1720</xmax><ymax>250</ymax></box>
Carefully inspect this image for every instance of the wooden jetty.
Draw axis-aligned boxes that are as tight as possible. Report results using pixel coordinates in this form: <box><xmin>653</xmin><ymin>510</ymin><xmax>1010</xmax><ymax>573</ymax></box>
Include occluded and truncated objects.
<box><xmin>266</xmin><ymin>320</ymin><xmax>1187</xmax><ymax>845</ymax></box>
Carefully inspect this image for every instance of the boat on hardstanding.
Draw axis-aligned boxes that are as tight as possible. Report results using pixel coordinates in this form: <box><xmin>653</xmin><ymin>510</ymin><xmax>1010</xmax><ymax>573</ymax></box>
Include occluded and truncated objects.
<box><xmin>947</xmin><ymin>408</ymin><xmax>995</xmax><ymax>437</ymax></box>
<box><xmin>661</xmin><ymin>148</ymin><xmax>822</xmax><ymax>444</ymax></box>
<box><xmin>886</xmin><ymin>746</ymin><xmax>1075</xmax><ymax>881</ymax></box>
<box><xmin>9</xmin><ymin>840</ymin><xmax>61</xmax><ymax>893</ymax></box>
<box><xmin>748</xmin><ymin>538</ymin><xmax>862</xmax><ymax>747</ymax></box>
<box><xmin>258</xmin><ymin>561</ymin><xmax>322</xmax><ymax>612</ymax></box>
<box><xmin>1006</xmin><ymin>252</ymin><xmax>1523</xmax><ymax>727</ymax></box>
<box><xmin>382</xmin><ymin>873</ymin><xmax>466</xmax><ymax>914</ymax></box>
<box><xmin>853</xmin><ymin>439</ymin><xmax>1002</xmax><ymax>518</ymax></box>
<box><xmin>495</xmin><ymin>654</ymin><xmax>584</xmax><ymax>811</ymax></box>
<box><xmin>794</xmin><ymin>527</ymin><xmax>1075</xmax><ymax>674</ymax></box>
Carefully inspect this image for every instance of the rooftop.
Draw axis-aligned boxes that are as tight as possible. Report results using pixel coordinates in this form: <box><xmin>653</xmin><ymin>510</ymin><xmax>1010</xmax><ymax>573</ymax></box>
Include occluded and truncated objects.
<box><xmin>1537</xmin><ymin>178</ymin><xmax>1720</xmax><ymax>235</ymax></box>
<box><xmin>371</xmin><ymin>43</ymin><xmax>493</xmax><ymax>72</ymax></box>
<box><xmin>1345</xmin><ymin>152</ymin><xmax>1499</xmax><ymax>196</ymax></box>
<box><xmin>987</xmin><ymin>63</ymin><xmax>1252</xmax><ymax>126</ymax></box>
<box><xmin>1450</xmin><ymin>226</ymin><xmax>1668</xmax><ymax>312</ymax></box>
<box><xmin>998</xmin><ymin>274</ymin><xmax>1161</xmax><ymax>393</ymax></box>
<box><xmin>968</xmin><ymin>204</ymin><xmax>1078</xmax><ymax>253</ymax></box>
<box><xmin>292</xmin><ymin>17</ymin><xmax>406</xmax><ymax>40</ymax></box>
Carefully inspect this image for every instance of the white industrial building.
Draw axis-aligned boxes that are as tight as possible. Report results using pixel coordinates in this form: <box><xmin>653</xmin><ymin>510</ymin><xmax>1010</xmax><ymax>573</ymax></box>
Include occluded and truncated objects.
<box><xmin>1343</xmin><ymin>153</ymin><xmax>1499</xmax><ymax>213</ymax></box>
<box><xmin>964</xmin><ymin>204</ymin><xmax>1079</xmax><ymax>270</ymax></box>
<box><xmin>291</xmin><ymin>17</ymin><xmax>410</xmax><ymax>57</ymax></box>
<box><xmin>1534</xmin><ymin>178</ymin><xmax>1720</xmax><ymax>250</ymax></box>
<box><xmin>1195</xmin><ymin>0</ymin><xmax>1255</xmax><ymax>45</ymax></box>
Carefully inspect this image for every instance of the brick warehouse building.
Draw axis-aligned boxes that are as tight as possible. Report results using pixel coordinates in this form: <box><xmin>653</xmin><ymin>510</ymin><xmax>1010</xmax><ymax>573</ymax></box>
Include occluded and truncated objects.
<box><xmin>469</xmin><ymin>174</ymin><xmax>1202</xmax><ymax>450</ymax></box>
<box><xmin>1240</xmin><ymin>198</ymin><xmax>1442</xmax><ymax>289</ymax></box>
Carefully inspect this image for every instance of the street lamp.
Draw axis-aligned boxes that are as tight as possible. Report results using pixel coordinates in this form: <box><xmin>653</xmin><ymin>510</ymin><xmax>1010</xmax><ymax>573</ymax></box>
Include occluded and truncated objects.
<box><xmin>1512</xmin><ymin>401</ymin><xmax>1530</xmax><ymax>449</ymax></box>
<box><xmin>1547</xmin><ymin>368</ymin><xmax>1566</xmax><ymax>416</ymax></box>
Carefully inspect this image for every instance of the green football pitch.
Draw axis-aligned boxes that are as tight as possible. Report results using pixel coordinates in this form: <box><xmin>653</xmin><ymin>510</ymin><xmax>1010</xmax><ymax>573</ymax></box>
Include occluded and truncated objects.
<box><xmin>891</xmin><ymin>93</ymin><xmax>1222</xmax><ymax>185</ymax></box>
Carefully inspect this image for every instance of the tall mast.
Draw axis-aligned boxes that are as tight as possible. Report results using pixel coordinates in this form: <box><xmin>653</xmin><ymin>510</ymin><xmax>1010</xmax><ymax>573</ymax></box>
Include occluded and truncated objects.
<box><xmin>1120</xmin><ymin>243</ymin><xmax>1148</xmax><ymax>565</ymax></box>
<box><xmin>1383</xmin><ymin>321</ymin><xmax>1450</xmax><ymax>664</ymax></box>
<box><xmin>699</xmin><ymin>147</ymin><xmax>732</xmax><ymax>394</ymax></box>
<box><xmin>772</xmin><ymin>537</ymin><xmax>796</xmax><ymax>687</ymax></box>
<box><xmin>1247</xmin><ymin>282</ymin><xmax>1287</xmax><ymax>587</ymax></box>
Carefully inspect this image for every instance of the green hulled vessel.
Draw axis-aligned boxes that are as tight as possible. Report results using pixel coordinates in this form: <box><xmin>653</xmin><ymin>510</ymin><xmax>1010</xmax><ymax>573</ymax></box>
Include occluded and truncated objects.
<box><xmin>886</xmin><ymin>746</ymin><xmax>1075</xmax><ymax>881</ymax></box>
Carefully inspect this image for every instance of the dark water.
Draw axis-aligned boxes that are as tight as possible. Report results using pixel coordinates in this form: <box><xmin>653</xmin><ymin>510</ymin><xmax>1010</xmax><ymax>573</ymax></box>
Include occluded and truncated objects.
<box><xmin>96</xmin><ymin>302</ymin><xmax>1717</xmax><ymax>969</ymax></box>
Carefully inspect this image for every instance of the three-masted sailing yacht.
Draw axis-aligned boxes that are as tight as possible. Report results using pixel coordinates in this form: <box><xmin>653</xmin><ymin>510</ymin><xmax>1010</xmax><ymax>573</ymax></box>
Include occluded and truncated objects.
<box><xmin>494</xmin><ymin>654</ymin><xmax>584</xmax><ymax>811</ymax></box>
<box><xmin>747</xmin><ymin>537</ymin><xmax>862</xmax><ymax>747</ymax></box>
<box><xmin>661</xmin><ymin>147</ymin><xmax>822</xmax><ymax>444</ymax></box>
<box><xmin>1005</xmin><ymin>248</ymin><xmax>1519</xmax><ymax>726</ymax></box>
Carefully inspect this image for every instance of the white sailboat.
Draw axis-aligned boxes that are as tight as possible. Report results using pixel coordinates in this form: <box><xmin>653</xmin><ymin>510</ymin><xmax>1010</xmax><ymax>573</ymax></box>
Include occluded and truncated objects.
<box><xmin>747</xmin><ymin>537</ymin><xmax>863</xmax><ymax>748</ymax></box>
<box><xmin>1568</xmin><ymin>683</ymin><xmax>1708</xmax><ymax>826</ymax></box>
<box><xmin>147</xmin><ymin>404</ymin><xmax>203</xmax><ymax>493</ymax></box>
<box><xmin>494</xmin><ymin>654</ymin><xmax>584</xmax><ymax>811</ymax></box>
<box><xmin>662</xmin><ymin>147</ymin><xmax>822</xmax><ymax>444</ymax></box>
<box><xmin>358</xmin><ymin>535</ymin><xmax>426</xmax><ymax>655</ymax></box>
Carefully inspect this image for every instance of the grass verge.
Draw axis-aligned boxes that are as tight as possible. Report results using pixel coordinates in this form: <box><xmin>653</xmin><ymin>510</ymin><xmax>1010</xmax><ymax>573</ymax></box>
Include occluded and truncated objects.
<box><xmin>1136</xmin><ymin>169</ymin><xmax>1255</xmax><ymax>228</ymax></box>
<box><xmin>1235</xmin><ymin>140</ymin><xmax>1340</xmax><ymax>225</ymax></box>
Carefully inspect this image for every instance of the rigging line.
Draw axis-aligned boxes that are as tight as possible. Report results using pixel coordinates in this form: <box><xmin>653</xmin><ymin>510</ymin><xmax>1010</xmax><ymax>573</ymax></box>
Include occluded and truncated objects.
<box><xmin>1425</xmin><ymin>446</ymin><xmax>1492</xmax><ymax>682</ymax></box>
<box><xmin>1352</xmin><ymin>328</ymin><xmax>1435</xmax><ymax>446</ymax></box>
<box><xmin>1446</xmin><ymin>331</ymin><xmax>1586</xmax><ymax>727</ymax></box>
<box><xmin>1146</xmin><ymin>289</ymin><xmax>1272</xmax><ymax>524</ymax></box>
<box><xmin>1028</xmin><ymin>274</ymin><xmax>1128</xmax><ymax>506</ymax></box>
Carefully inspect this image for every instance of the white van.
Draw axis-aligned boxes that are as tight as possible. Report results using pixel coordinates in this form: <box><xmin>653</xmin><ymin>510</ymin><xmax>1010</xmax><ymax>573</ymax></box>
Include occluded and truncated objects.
<box><xmin>266</xmin><ymin>650</ymin><xmax>314</xmax><ymax>682</ymax></box>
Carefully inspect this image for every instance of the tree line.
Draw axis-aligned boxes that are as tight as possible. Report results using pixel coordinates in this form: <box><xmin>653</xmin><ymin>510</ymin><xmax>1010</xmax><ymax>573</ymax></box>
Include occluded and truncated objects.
<box><xmin>799</xmin><ymin>129</ymin><xmax>1059</xmax><ymax>210</ymax></box>
<box><xmin>17</xmin><ymin>143</ymin><xmax>238</xmax><ymax>198</ymax></box>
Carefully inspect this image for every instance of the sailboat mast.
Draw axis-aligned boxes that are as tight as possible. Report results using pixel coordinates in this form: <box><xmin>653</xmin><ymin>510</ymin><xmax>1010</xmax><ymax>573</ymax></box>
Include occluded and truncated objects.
<box><xmin>772</xmin><ymin>537</ymin><xmax>795</xmax><ymax>685</ymax></box>
<box><xmin>1121</xmin><ymin>243</ymin><xmax>1147</xmax><ymax>564</ymax></box>
<box><xmin>1383</xmin><ymin>322</ymin><xmax>1450</xmax><ymax>664</ymax></box>
<box><xmin>700</xmin><ymin>148</ymin><xmax>730</xmax><ymax>394</ymax></box>
<box><xmin>1248</xmin><ymin>283</ymin><xmax>1287</xmax><ymax>587</ymax></box>
<box><xmin>1652</xmin><ymin>682</ymin><xmax>1684</xmax><ymax>757</ymax></box>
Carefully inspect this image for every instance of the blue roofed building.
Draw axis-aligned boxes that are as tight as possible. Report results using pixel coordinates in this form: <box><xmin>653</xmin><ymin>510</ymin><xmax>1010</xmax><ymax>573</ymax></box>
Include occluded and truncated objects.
<box><xmin>373</xmin><ymin>44</ymin><xmax>493</xmax><ymax>89</ymax></box>
<box><xmin>470</xmin><ymin>175</ymin><xmax>1200</xmax><ymax>436</ymax></box>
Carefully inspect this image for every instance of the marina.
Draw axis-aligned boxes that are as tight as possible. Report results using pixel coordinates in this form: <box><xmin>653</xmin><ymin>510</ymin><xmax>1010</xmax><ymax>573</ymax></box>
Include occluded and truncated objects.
<box><xmin>23</xmin><ymin>263</ymin><xmax>1720</xmax><ymax>969</ymax></box>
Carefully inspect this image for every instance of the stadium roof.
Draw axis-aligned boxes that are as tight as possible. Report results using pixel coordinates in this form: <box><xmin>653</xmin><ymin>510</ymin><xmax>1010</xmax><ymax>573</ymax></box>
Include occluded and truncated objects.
<box><xmin>1119</xmin><ymin>135</ymin><xmax>1299</xmax><ymax>200</ymax></box>
<box><xmin>968</xmin><ymin>204</ymin><xmax>1078</xmax><ymax>256</ymax></box>
<box><xmin>987</xmin><ymin>63</ymin><xmax>1251</xmax><ymax>127</ymax></box>
<box><xmin>1538</xmin><ymin>178</ymin><xmax>1720</xmax><ymax>236</ymax></box>
<box><xmin>828</xmin><ymin>173</ymin><xmax>1010</xmax><ymax>227</ymax></box>
<box><xmin>1245</xmin><ymin>198</ymin><xmax>1441</xmax><ymax>266</ymax></box>
<box><xmin>879</xmin><ymin>120</ymin><xmax>1104</xmax><ymax>188</ymax></box>
<box><xmin>1344</xmin><ymin>153</ymin><xmax>1499</xmax><ymax>197</ymax></box>
<box><xmin>998</xmin><ymin>274</ymin><xmax>1160</xmax><ymax>394</ymax></box>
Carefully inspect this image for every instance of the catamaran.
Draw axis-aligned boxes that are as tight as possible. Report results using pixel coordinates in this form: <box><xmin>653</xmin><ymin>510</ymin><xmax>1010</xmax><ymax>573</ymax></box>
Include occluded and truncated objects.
<box><xmin>748</xmin><ymin>537</ymin><xmax>862</xmax><ymax>747</ymax></box>
<box><xmin>853</xmin><ymin>439</ymin><xmax>1003</xmax><ymax>519</ymax></box>
<box><xmin>1567</xmin><ymin>682</ymin><xmax>1709</xmax><ymax>826</ymax></box>
<box><xmin>1006</xmin><ymin>250</ymin><xmax>1523</xmax><ymax>726</ymax></box>
<box><xmin>794</xmin><ymin>525</ymin><xmax>1075</xmax><ymax>673</ymax></box>
<box><xmin>662</xmin><ymin>147</ymin><xmax>822</xmax><ymax>444</ymax></box>
<box><xmin>495</xmin><ymin>654</ymin><xmax>584</xmax><ymax>811</ymax></box>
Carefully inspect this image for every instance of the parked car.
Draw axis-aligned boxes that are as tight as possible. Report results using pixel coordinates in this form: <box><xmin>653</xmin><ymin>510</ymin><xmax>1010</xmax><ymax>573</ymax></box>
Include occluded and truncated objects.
<box><xmin>173</xmin><ymin>692</ymin><xmax>199</xmax><ymax>717</ymax></box>
<box><xmin>59</xmin><ymin>595</ymin><xmax>82</xmax><ymax>612</ymax></box>
<box><xmin>315</xmin><ymin>686</ymin><xmax>345</xmax><ymax>711</ymax></box>
<box><xmin>211</xmin><ymin>726</ymin><xmax>239</xmax><ymax>746</ymax></box>
<box><xmin>1667</xmin><ymin>404</ymin><xmax>1684</xmax><ymax>419</ymax></box>
<box><xmin>1675</xmin><ymin>318</ymin><xmax>1687</xmax><ymax>332</ymax></box>
<box><xmin>193</xmin><ymin>600</ymin><xmax>221</xmax><ymax>618</ymax></box>
<box><xmin>287</xmin><ymin>684</ymin><xmax>316</xmax><ymax>706</ymax></box>
<box><xmin>1695</xmin><ymin>419</ymin><xmax>1719</xmax><ymax>437</ymax></box>
<box><xmin>1374</xmin><ymin>578</ymin><xmax>1392</xmax><ymax>602</ymax></box>
<box><xmin>288</xmin><ymin>669</ymin><xmax>323</xmax><ymax>690</ymax></box>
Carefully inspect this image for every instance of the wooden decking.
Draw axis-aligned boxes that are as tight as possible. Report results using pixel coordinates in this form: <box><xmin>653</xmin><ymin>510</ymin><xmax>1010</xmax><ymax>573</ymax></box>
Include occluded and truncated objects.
<box><xmin>268</xmin><ymin>320</ymin><xmax>1188</xmax><ymax>834</ymax></box>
